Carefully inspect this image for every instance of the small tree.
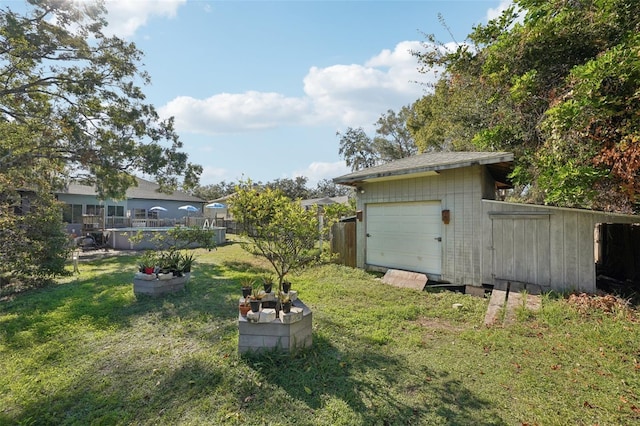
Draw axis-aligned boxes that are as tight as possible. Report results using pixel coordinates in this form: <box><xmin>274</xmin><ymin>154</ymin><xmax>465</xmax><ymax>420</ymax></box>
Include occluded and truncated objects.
<box><xmin>229</xmin><ymin>180</ymin><xmax>321</xmax><ymax>290</ymax></box>
<box><xmin>0</xmin><ymin>189</ymin><xmax>70</xmax><ymax>290</ymax></box>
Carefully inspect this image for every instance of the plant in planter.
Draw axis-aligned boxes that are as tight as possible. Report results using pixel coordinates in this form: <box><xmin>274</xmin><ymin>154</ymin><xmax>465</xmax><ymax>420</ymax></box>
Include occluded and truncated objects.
<box><xmin>261</xmin><ymin>275</ymin><xmax>274</xmax><ymax>293</ymax></box>
<box><xmin>240</xmin><ymin>277</ymin><xmax>255</xmax><ymax>299</ymax></box>
<box><xmin>261</xmin><ymin>276</ymin><xmax>278</xmax><ymax>309</ymax></box>
<box><xmin>138</xmin><ymin>251</ymin><xmax>157</xmax><ymax>275</ymax></box>
<box><xmin>131</xmin><ymin>227</ymin><xmax>215</xmax><ymax>296</ymax></box>
<box><xmin>249</xmin><ymin>287</ymin><xmax>262</xmax><ymax>313</ymax></box>
<box><xmin>156</xmin><ymin>249</ymin><xmax>181</xmax><ymax>275</ymax></box>
<box><xmin>279</xmin><ymin>292</ymin><xmax>292</xmax><ymax>313</ymax></box>
<box><xmin>239</xmin><ymin>297</ymin><xmax>251</xmax><ymax>317</ymax></box>
<box><xmin>282</xmin><ymin>280</ymin><xmax>292</xmax><ymax>293</ymax></box>
<box><xmin>237</xmin><ymin>277</ymin><xmax>257</xmax><ymax>316</ymax></box>
<box><xmin>250</xmin><ymin>284</ymin><xmax>264</xmax><ymax>301</ymax></box>
<box><xmin>178</xmin><ymin>252</ymin><xmax>195</xmax><ymax>275</ymax></box>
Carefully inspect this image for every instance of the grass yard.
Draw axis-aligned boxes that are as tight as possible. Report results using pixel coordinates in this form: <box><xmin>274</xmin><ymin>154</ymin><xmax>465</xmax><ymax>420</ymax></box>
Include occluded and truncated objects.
<box><xmin>1</xmin><ymin>239</ymin><xmax>639</xmax><ymax>425</ymax></box>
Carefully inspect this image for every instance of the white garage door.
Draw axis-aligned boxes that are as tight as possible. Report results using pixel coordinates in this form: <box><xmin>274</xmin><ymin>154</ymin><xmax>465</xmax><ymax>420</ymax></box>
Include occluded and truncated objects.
<box><xmin>366</xmin><ymin>201</ymin><xmax>442</xmax><ymax>275</ymax></box>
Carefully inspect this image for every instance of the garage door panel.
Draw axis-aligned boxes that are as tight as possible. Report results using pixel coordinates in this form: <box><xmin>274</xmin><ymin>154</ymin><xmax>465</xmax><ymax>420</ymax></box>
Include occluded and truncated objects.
<box><xmin>371</xmin><ymin>235</ymin><xmax>434</xmax><ymax>254</ymax></box>
<box><xmin>366</xmin><ymin>202</ymin><xmax>442</xmax><ymax>275</ymax></box>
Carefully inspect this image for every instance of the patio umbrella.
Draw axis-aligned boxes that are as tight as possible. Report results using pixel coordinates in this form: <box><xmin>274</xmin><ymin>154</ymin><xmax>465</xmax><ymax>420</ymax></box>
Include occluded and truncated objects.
<box><xmin>178</xmin><ymin>205</ymin><xmax>199</xmax><ymax>221</ymax></box>
<box><xmin>178</xmin><ymin>205</ymin><xmax>199</xmax><ymax>212</ymax></box>
<box><xmin>205</xmin><ymin>202</ymin><xmax>226</xmax><ymax>209</ymax></box>
<box><xmin>149</xmin><ymin>206</ymin><xmax>167</xmax><ymax>219</ymax></box>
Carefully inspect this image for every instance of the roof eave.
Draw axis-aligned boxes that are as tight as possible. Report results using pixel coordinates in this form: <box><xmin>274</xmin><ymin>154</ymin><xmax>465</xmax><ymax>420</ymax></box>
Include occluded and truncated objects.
<box><xmin>334</xmin><ymin>153</ymin><xmax>515</xmax><ymax>186</ymax></box>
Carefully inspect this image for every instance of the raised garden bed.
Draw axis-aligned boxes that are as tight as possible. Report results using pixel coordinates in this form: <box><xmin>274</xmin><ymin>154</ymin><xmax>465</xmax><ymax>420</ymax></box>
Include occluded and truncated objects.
<box><xmin>238</xmin><ymin>299</ymin><xmax>312</xmax><ymax>353</ymax></box>
<box><xmin>133</xmin><ymin>273</ymin><xmax>190</xmax><ymax>297</ymax></box>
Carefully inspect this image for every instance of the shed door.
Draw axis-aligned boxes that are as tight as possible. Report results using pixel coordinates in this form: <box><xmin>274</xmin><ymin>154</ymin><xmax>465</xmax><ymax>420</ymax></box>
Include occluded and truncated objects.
<box><xmin>366</xmin><ymin>201</ymin><xmax>442</xmax><ymax>275</ymax></box>
<box><xmin>491</xmin><ymin>215</ymin><xmax>551</xmax><ymax>286</ymax></box>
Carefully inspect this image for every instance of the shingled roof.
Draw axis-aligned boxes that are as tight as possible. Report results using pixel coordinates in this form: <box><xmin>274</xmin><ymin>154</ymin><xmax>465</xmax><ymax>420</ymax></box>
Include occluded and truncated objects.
<box><xmin>60</xmin><ymin>177</ymin><xmax>204</xmax><ymax>203</ymax></box>
<box><xmin>333</xmin><ymin>151</ymin><xmax>514</xmax><ymax>186</ymax></box>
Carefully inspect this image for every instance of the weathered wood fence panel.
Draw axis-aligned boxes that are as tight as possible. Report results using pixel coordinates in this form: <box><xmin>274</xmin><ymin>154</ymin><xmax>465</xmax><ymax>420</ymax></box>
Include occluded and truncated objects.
<box><xmin>490</xmin><ymin>213</ymin><xmax>551</xmax><ymax>287</ymax></box>
<box><xmin>482</xmin><ymin>200</ymin><xmax>640</xmax><ymax>292</ymax></box>
<box><xmin>330</xmin><ymin>222</ymin><xmax>356</xmax><ymax>267</ymax></box>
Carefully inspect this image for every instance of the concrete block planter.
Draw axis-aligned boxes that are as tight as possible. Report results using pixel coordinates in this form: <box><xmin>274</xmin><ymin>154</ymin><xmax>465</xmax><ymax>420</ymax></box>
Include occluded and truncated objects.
<box><xmin>133</xmin><ymin>273</ymin><xmax>190</xmax><ymax>297</ymax></box>
<box><xmin>238</xmin><ymin>299</ymin><xmax>312</xmax><ymax>353</ymax></box>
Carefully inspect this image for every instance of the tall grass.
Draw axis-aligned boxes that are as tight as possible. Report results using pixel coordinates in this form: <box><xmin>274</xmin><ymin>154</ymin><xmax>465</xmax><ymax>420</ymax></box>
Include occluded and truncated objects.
<box><xmin>1</xmin><ymin>240</ymin><xmax>638</xmax><ymax>425</ymax></box>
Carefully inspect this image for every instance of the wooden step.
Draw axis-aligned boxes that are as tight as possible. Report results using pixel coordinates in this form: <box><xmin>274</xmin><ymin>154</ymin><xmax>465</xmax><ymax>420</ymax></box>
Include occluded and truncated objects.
<box><xmin>484</xmin><ymin>281</ymin><xmax>542</xmax><ymax>326</ymax></box>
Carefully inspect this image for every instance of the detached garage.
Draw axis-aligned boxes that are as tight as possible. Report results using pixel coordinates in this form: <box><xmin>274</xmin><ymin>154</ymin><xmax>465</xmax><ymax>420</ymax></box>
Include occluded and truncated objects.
<box><xmin>333</xmin><ymin>152</ymin><xmax>640</xmax><ymax>294</ymax></box>
<box><xmin>366</xmin><ymin>201</ymin><xmax>442</xmax><ymax>275</ymax></box>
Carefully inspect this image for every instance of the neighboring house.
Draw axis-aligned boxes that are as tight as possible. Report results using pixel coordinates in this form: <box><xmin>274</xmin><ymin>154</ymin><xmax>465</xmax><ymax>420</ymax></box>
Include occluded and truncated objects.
<box><xmin>203</xmin><ymin>193</ymin><xmax>235</xmax><ymax>222</ymax></box>
<box><xmin>56</xmin><ymin>177</ymin><xmax>205</xmax><ymax>235</ymax></box>
<box><xmin>300</xmin><ymin>196</ymin><xmax>350</xmax><ymax>211</ymax></box>
<box><xmin>202</xmin><ymin>194</ymin><xmax>352</xmax><ymax>234</ymax></box>
<box><xmin>333</xmin><ymin>151</ymin><xmax>640</xmax><ymax>294</ymax></box>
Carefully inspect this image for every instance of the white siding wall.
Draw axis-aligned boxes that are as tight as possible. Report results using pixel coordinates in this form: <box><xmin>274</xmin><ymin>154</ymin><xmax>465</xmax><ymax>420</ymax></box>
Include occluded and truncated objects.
<box><xmin>356</xmin><ymin>165</ymin><xmax>491</xmax><ymax>284</ymax></box>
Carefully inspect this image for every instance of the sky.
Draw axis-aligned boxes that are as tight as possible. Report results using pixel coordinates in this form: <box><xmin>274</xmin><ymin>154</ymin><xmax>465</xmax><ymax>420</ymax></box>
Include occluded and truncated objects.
<box><xmin>13</xmin><ymin>0</ymin><xmax>512</xmax><ymax>188</ymax></box>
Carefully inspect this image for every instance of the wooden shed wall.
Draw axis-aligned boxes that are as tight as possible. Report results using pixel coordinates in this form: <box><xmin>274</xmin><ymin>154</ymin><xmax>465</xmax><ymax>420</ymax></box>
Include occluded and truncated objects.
<box><xmin>481</xmin><ymin>200</ymin><xmax>640</xmax><ymax>292</ymax></box>
<box><xmin>357</xmin><ymin>165</ymin><xmax>493</xmax><ymax>284</ymax></box>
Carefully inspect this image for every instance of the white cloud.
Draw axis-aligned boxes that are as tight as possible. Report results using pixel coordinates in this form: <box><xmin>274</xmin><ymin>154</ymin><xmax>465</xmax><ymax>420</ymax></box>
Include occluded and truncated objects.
<box><xmin>292</xmin><ymin>161</ymin><xmax>351</xmax><ymax>187</ymax></box>
<box><xmin>199</xmin><ymin>165</ymin><xmax>228</xmax><ymax>184</ymax></box>
<box><xmin>102</xmin><ymin>0</ymin><xmax>186</xmax><ymax>38</ymax></box>
<box><xmin>486</xmin><ymin>0</ymin><xmax>512</xmax><ymax>21</ymax></box>
<box><xmin>159</xmin><ymin>92</ymin><xmax>311</xmax><ymax>135</ymax></box>
<box><xmin>161</xmin><ymin>40</ymin><xmax>431</xmax><ymax>135</ymax></box>
<box><xmin>304</xmin><ymin>40</ymin><xmax>431</xmax><ymax>128</ymax></box>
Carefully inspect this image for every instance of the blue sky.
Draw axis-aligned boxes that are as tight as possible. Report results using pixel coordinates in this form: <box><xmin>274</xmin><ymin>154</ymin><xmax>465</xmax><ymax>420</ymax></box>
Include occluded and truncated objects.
<box><xmin>15</xmin><ymin>0</ymin><xmax>512</xmax><ymax>187</ymax></box>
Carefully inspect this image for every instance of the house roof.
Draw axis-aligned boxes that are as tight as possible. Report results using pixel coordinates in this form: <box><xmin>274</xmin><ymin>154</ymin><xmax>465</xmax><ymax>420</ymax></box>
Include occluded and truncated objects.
<box><xmin>60</xmin><ymin>177</ymin><xmax>204</xmax><ymax>203</ymax></box>
<box><xmin>300</xmin><ymin>195</ymin><xmax>350</xmax><ymax>208</ymax></box>
<box><xmin>208</xmin><ymin>193</ymin><xmax>236</xmax><ymax>203</ymax></box>
<box><xmin>333</xmin><ymin>151</ymin><xmax>514</xmax><ymax>187</ymax></box>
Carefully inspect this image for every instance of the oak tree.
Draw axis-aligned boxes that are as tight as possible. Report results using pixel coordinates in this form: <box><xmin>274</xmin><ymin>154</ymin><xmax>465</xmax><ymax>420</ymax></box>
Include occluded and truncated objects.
<box><xmin>0</xmin><ymin>0</ymin><xmax>201</xmax><ymax>281</ymax></box>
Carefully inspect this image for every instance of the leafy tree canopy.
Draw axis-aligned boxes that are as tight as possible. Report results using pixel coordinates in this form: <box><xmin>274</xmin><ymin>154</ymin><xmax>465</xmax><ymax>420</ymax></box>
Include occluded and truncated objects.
<box><xmin>229</xmin><ymin>180</ymin><xmax>321</xmax><ymax>288</ymax></box>
<box><xmin>309</xmin><ymin>178</ymin><xmax>351</xmax><ymax>198</ymax></box>
<box><xmin>411</xmin><ymin>0</ymin><xmax>640</xmax><ymax>212</ymax></box>
<box><xmin>191</xmin><ymin>177</ymin><xmax>352</xmax><ymax>202</ymax></box>
<box><xmin>337</xmin><ymin>127</ymin><xmax>378</xmax><ymax>172</ymax></box>
<box><xmin>338</xmin><ymin>106</ymin><xmax>418</xmax><ymax>171</ymax></box>
<box><xmin>0</xmin><ymin>0</ymin><xmax>202</xmax><ymax>199</ymax></box>
<box><xmin>191</xmin><ymin>180</ymin><xmax>237</xmax><ymax>202</ymax></box>
<box><xmin>373</xmin><ymin>107</ymin><xmax>419</xmax><ymax>162</ymax></box>
<box><xmin>266</xmin><ymin>176</ymin><xmax>310</xmax><ymax>200</ymax></box>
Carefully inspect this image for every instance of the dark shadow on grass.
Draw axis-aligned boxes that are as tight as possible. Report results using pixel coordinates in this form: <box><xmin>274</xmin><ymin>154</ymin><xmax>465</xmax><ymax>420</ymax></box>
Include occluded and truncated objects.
<box><xmin>220</xmin><ymin>260</ymin><xmax>271</xmax><ymax>275</ymax></box>
<box><xmin>133</xmin><ymin>358</ymin><xmax>225</xmax><ymax>423</ymax></box>
<box><xmin>0</xmin><ymin>255</ymin><xmax>243</xmax><ymax>350</ymax></box>
<box><xmin>4</xmin><ymin>355</ymin><xmax>225</xmax><ymax>425</ymax></box>
<box><xmin>0</xmin><ymin>252</ymin><xmax>244</xmax><ymax>425</ymax></box>
<box><xmin>242</xmin><ymin>331</ymin><xmax>507</xmax><ymax>425</ymax></box>
<box><xmin>1</xmin><ymin>251</ymin><xmax>511</xmax><ymax>425</ymax></box>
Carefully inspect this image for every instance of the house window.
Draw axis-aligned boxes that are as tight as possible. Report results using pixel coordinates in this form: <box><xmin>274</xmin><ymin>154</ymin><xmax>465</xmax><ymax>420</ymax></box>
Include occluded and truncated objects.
<box><xmin>107</xmin><ymin>206</ymin><xmax>124</xmax><ymax>217</ymax></box>
<box><xmin>62</xmin><ymin>204</ymin><xmax>83</xmax><ymax>223</ymax></box>
<box><xmin>133</xmin><ymin>208</ymin><xmax>146</xmax><ymax>219</ymax></box>
<box><xmin>86</xmin><ymin>204</ymin><xmax>104</xmax><ymax>216</ymax></box>
<box><xmin>148</xmin><ymin>211</ymin><xmax>158</xmax><ymax>219</ymax></box>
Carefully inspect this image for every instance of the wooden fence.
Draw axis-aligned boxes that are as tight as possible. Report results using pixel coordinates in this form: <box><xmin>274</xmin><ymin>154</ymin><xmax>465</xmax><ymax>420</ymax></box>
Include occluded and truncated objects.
<box><xmin>330</xmin><ymin>222</ymin><xmax>356</xmax><ymax>267</ymax></box>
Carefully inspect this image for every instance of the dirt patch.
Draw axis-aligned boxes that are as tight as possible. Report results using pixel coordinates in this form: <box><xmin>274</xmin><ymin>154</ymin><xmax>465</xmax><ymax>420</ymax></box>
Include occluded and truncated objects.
<box><xmin>414</xmin><ymin>317</ymin><xmax>468</xmax><ymax>333</ymax></box>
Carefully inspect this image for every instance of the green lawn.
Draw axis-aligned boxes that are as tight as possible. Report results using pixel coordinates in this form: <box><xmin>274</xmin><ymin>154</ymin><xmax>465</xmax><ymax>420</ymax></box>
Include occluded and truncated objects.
<box><xmin>1</xmin><ymin>240</ymin><xmax>639</xmax><ymax>425</ymax></box>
